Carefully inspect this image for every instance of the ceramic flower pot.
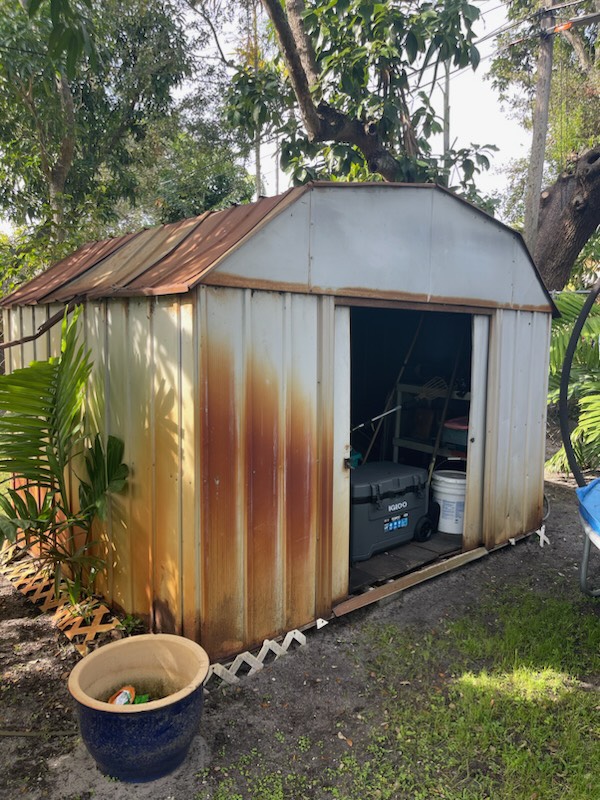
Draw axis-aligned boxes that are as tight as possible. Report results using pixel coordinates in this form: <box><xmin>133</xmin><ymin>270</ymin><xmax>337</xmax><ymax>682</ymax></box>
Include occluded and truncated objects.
<box><xmin>68</xmin><ymin>633</ymin><xmax>210</xmax><ymax>782</ymax></box>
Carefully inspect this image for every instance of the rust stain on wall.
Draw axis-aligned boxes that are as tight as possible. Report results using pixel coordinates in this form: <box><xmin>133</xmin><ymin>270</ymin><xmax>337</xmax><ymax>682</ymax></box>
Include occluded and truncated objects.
<box><xmin>245</xmin><ymin>353</ymin><xmax>282</xmax><ymax>645</ymax></box>
<box><xmin>285</xmin><ymin>377</ymin><xmax>317</xmax><ymax>628</ymax></box>
<box><xmin>200</xmin><ymin>341</ymin><xmax>245</xmax><ymax>657</ymax></box>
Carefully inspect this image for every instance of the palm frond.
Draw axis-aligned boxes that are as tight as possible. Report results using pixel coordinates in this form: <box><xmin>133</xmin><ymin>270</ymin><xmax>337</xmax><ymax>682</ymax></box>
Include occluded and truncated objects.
<box><xmin>0</xmin><ymin>308</ymin><xmax>91</xmax><ymax>494</ymax></box>
<box><xmin>549</xmin><ymin>293</ymin><xmax>600</xmax><ymax>377</ymax></box>
<box><xmin>547</xmin><ymin>291</ymin><xmax>600</xmax><ymax>472</ymax></box>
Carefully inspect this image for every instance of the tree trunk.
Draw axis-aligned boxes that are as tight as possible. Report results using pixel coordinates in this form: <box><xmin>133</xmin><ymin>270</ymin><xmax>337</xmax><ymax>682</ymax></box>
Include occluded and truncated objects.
<box><xmin>534</xmin><ymin>147</ymin><xmax>600</xmax><ymax>290</ymax></box>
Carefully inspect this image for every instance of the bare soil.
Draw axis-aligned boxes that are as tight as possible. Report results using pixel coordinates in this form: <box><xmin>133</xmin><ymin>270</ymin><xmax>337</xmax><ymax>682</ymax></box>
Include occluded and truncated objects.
<box><xmin>0</xmin><ymin>473</ymin><xmax>598</xmax><ymax>800</ymax></box>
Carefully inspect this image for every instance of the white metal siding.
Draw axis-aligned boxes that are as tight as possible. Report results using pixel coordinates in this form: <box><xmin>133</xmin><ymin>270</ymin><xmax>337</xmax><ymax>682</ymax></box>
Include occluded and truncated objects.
<box><xmin>463</xmin><ymin>315</ymin><xmax>489</xmax><ymax>549</ymax></box>
<box><xmin>332</xmin><ymin>306</ymin><xmax>351</xmax><ymax>602</ymax></box>
<box><xmin>208</xmin><ymin>186</ymin><xmax>552</xmax><ymax>315</ymax></box>
<box><xmin>206</xmin><ymin>196</ymin><xmax>312</xmax><ymax>289</ymax></box>
<box><xmin>483</xmin><ymin>309</ymin><xmax>551</xmax><ymax>546</ymax></box>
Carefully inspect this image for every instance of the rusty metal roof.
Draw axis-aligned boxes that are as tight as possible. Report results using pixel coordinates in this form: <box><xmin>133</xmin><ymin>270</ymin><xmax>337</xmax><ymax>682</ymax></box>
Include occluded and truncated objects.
<box><xmin>1</xmin><ymin>188</ymin><xmax>303</xmax><ymax>307</ymax></box>
<box><xmin>0</xmin><ymin>183</ymin><xmax>556</xmax><ymax>314</ymax></box>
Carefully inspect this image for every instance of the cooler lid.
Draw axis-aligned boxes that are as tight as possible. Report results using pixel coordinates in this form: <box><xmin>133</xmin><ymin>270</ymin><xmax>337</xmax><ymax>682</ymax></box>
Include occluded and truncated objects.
<box><xmin>351</xmin><ymin>461</ymin><xmax>428</xmax><ymax>502</ymax></box>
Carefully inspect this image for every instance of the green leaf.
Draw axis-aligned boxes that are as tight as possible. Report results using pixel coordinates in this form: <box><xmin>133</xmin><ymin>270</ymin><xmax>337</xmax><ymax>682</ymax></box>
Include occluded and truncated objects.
<box><xmin>50</xmin><ymin>0</ymin><xmax>62</xmax><ymax>27</ymax></box>
<box><xmin>462</xmin><ymin>4</ymin><xmax>480</xmax><ymax>23</ymax></box>
<box><xmin>79</xmin><ymin>433</ymin><xmax>128</xmax><ymax>520</ymax></box>
<box><xmin>405</xmin><ymin>31</ymin><xmax>418</xmax><ymax>64</ymax></box>
<box><xmin>0</xmin><ymin>517</ymin><xmax>18</xmax><ymax>541</ymax></box>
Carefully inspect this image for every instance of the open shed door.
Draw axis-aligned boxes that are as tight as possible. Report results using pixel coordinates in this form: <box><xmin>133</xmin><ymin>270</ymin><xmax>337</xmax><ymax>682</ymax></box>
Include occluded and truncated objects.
<box><xmin>462</xmin><ymin>314</ymin><xmax>489</xmax><ymax>550</ymax></box>
<box><xmin>330</xmin><ymin>304</ymin><xmax>351</xmax><ymax>604</ymax></box>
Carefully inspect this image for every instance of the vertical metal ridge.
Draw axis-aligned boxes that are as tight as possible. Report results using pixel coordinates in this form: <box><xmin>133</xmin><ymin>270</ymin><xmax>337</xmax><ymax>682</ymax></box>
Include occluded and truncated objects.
<box><xmin>331</xmin><ymin>305</ymin><xmax>350</xmax><ymax>603</ymax></box>
<box><xmin>315</xmin><ymin>295</ymin><xmax>335</xmax><ymax>616</ymax></box>
<box><xmin>197</xmin><ymin>287</ymin><xmax>209</xmax><ymax>643</ymax></box>
<box><xmin>177</xmin><ymin>300</ymin><xmax>184</xmax><ymax>634</ymax></box>
<box><xmin>149</xmin><ymin>298</ymin><xmax>157</xmax><ymax>630</ymax></box>
<box><xmin>463</xmin><ymin>315</ymin><xmax>489</xmax><ymax>550</ymax></box>
<box><xmin>102</xmin><ymin>300</ymin><xmax>114</xmax><ymax>599</ymax></box>
<box><xmin>191</xmin><ymin>291</ymin><xmax>202</xmax><ymax>642</ymax></box>
<box><xmin>280</xmin><ymin>293</ymin><xmax>291</xmax><ymax>629</ymax></box>
<box><xmin>242</xmin><ymin>288</ymin><xmax>252</xmax><ymax>648</ymax></box>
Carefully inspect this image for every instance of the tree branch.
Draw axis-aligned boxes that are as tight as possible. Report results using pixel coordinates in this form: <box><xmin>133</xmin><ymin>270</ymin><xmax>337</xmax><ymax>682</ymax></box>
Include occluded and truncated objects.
<box><xmin>260</xmin><ymin>0</ymin><xmax>404</xmax><ymax>179</ymax></box>
<box><xmin>19</xmin><ymin>77</ymin><xmax>52</xmax><ymax>188</ymax></box>
<box><xmin>260</xmin><ymin>0</ymin><xmax>323</xmax><ymax>139</ymax></box>
<box><xmin>183</xmin><ymin>0</ymin><xmax>233</xmax><ymax>67</ymax></box>
<box><xmin>50</xmin><ymin>74</ymin><xmax>76</xmax><ymax>199</ymax></box>
<box><xmin>316</xmin><ymin>102</ymin><xmax>401</xmax><ymax>180</ymax></box>
<box><xmin>561</xmin><ymin>28</ymin><xmax>592</xmax><ymax>75</ymax></box>
<box><xmin>284</xmin><ymin>0</ymin><xmax>319</xmax><ymax>87</ymax></box>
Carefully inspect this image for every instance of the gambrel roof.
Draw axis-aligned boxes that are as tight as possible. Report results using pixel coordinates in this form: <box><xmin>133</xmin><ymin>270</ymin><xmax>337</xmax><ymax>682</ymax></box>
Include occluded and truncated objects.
<box><xmin>2</xmin><ymin>183</ymin><xmax>556</xmax><ymax>315</ymax></box>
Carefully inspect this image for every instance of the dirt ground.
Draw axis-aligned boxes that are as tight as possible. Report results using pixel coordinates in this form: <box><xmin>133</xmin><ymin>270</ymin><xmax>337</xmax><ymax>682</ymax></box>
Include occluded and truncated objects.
<box><xmin>1</xmin><ymin>472</ymin><xmax>598</xmax><ymax>800</ymax></box>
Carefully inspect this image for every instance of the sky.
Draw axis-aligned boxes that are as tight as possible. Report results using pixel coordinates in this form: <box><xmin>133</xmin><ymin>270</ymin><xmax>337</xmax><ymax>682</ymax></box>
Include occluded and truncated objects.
<box><xmin>440</xmin><ymin>3</ymin><xmax>530</xmax><ymax>196</ymax></box>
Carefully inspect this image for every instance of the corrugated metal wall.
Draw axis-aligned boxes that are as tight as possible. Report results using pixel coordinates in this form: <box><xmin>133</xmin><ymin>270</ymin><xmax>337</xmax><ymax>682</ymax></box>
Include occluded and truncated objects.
<box><xmin>483</xmin><ymin>309</ymin><xmax>552</xmax><ymax>546</ymax></box>
<box><xmin>3</xmin><ymin>288</ymin><xmax>347</xmax><ymax>660</ymax></box>
<box><xmin>1</xmin><ymin>293</ymin><xmax>551</xmax><ymax>660</ymax></box>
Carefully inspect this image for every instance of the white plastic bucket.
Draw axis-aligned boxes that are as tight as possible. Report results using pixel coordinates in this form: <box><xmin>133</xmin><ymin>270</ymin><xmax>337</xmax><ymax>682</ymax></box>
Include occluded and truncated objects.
<box><xmin>432</xmin><ymin>469</ymin><xmax>466</xmax><ymax>535</ymax></box>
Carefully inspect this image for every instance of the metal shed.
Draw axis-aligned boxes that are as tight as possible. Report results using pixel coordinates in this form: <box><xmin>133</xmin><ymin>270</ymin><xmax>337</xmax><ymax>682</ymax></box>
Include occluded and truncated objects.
<box><xmin>1</xmin><ymin>183</ymin><xmax>556</xmax><ymax>660</ymax></box>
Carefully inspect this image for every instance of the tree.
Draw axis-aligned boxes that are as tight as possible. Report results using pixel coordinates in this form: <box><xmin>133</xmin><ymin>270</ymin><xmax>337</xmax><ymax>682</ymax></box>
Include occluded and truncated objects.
<box><xmin>0</xmin><ymin>0</ymin><xmax>253</xmax><ymax>287</ymax></box>
<box><xmin>119</xmin><ymin>113</ymin><xmax>255</xmax><ymax>227</ymax></box>
<box><xmin>21</xmin><ymin>0</ymin><xmax>600</xmax><ymax>290</ymax></box>
<box><xmin>228</xmin><ymin>0</ymin><xmax>496</xmax><ymax>200</ymax></box>
<box><xmin>490</xmin><ymin>0</ymin><xmax>599</xmax><ymax>290</ymax></box>
<box><xmin>535</xmin><ymin>146</ymin><xmax>600</xmax><ymax>290</ymax></box>
<box><xmin>0</xmin><ymin>0</ymin><xmax>191</xmax><ymax>236</ymax></box>
<box><xmin>15</xmin><ymin>0</ymin><xmax>95</xmax><ymax>75</ymax></box>
<box><xmin>227</xmin><ymin>0</ymin><xmax>597</xmax><ymax>288</ymax></box>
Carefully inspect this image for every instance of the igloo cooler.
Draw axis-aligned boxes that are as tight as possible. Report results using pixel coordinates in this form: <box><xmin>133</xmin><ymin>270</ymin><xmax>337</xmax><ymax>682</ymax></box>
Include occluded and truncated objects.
<box><xmin>350</xmin><ymin>461</ymin><xmax>430</xmax><ymax>562</ymax></box>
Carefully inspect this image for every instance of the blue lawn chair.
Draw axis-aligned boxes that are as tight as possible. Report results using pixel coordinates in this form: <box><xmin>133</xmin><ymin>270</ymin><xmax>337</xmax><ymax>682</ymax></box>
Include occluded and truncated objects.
<box><xmin>576</xmin><ymin>477</ymin><xmax>600</xmax><ymax>597</ymax></box>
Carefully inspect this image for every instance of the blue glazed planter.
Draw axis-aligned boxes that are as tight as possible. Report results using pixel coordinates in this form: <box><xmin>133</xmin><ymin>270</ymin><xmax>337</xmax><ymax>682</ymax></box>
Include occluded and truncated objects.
<box><xmin>68</xmin><ymin>633</ymin><xmax>210</xmax><ymax>783</ymax></box>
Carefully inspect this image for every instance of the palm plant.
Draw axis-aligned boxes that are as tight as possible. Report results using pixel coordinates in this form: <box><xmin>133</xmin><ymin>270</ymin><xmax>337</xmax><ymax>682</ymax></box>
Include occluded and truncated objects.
<box><xmin>547</xmin><ymin>291</ymin><xmax>600</xmax><ymax>472</ymax></box>
<box><xmin>0</xmin><ymin>307</ymin><xmax>128</xmax><ymax>604</ymax></box>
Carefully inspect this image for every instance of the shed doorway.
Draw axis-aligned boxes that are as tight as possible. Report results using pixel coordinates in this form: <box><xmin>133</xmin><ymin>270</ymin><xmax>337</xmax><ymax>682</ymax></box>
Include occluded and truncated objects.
<box><xmin>348</xmin><ymin>306</ymin><xmax>479</xmax><ymax>593</ymax></box>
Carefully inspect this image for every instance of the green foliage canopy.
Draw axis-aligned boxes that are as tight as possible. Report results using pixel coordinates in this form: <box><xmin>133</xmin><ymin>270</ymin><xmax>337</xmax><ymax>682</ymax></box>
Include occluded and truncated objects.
<box><xmin>228</xmin><ymin>0</ymin><xmax>496</xmax><ymax>201</ymax></box>
<box><xmin>0</xmin><ymin>0</ymin><xmax>192</xmax><ymax>229</ymax></box>
<box><xmin>0</xmin><ymin>0</ymin><xmax>254</xmax><ymax>291</ymax></box>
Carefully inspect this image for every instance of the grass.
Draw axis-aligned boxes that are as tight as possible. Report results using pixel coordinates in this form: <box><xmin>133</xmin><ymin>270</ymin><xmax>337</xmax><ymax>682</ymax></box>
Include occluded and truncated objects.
<box><xmin>352</xmin><ymin>591</ymin><xmax>600</xmax><ymax>800</ymax></box>
<box><xmin>197</xmin><ymin>587</ymin><xmax>600</xmax><ymax>800</ymax></box>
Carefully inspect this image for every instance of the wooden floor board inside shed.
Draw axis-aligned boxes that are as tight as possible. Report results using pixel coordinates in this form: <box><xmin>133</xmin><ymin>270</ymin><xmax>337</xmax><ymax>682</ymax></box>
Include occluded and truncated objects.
<box><xmin>349</xmin><ymin>533</ymin><xmax>462</xmax><ymax>593</ymax></box>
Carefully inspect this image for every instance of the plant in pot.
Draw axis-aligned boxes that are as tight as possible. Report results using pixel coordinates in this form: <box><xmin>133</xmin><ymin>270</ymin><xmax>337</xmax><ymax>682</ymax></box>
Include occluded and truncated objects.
<box><xmin>0</xmin><ymin>307</ymin><xmax>129</xmax><ymax>608</ymax></box>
